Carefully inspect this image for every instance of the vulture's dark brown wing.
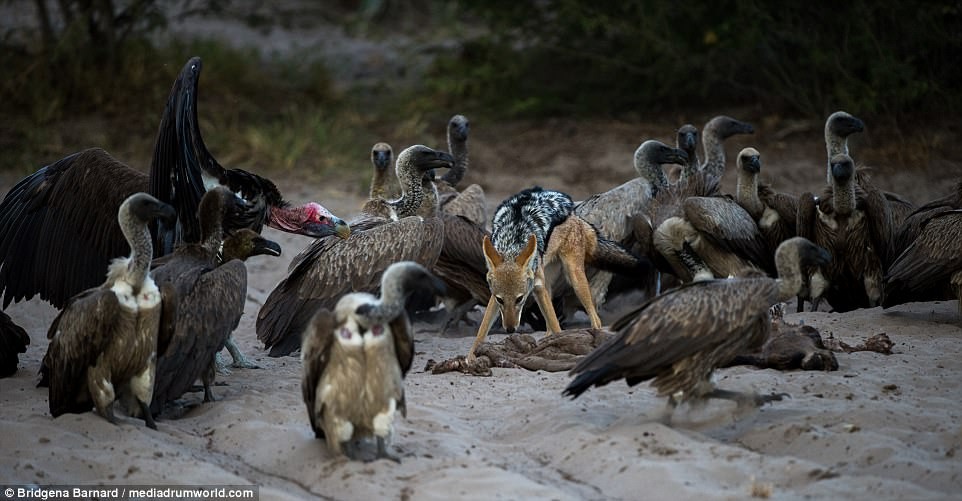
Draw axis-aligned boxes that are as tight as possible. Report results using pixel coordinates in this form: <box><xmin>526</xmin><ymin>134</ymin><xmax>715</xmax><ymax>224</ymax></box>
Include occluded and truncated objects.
<box><xmin>150</xmin><ymin>258</ymin><xmax>247</xmax><ymax>415</ymax></box>
<box><xmin>257</xmin><ymin>216</ymin><xmax>444</xmax><ymax>356</ymax></box>
<box><xmin>148</xmin><ymin>57</ymin><xmax>213</xmax><ymax>254</ymax></box>
<box><xmin>46</xmin><ymin>287</ymin><xmax>122</xmax><ymax>416</ymax></box>
<box><xmin>0</xmin><ymin>149</ymin><xmax>145</xmax><ymax>309</ymax></box>
<box><xmin>389</xmin><ymin>312</ymin><xmax>414</xmax><ymax>418</ymax></box>
<box><xmin>301</xmin><ymin>308</ymin><xmax>336</xmax><ymax>439</ymax></box>
<box><xmin>566</xmin><ymin>278</ymin><xmax>775</xmax><ymax>397</ymax></box>
<box><xmin>0</xmin><ymin>311</ymin><xmax>29</xmax><ymax>378</ymax></box>
<box><xmin>883</xmin><ymin>210</ymin><xmax>962</xmax><ymax>307</ymax></box>
<box><xmin>433</xmin><ymin>214</ymin><xmax>490</xmax><ymax>304</ymax></box>
<box><xmin>441</xmin><ymin>183</ymin><xmax>488</xmax><ymax>228</ymax></box>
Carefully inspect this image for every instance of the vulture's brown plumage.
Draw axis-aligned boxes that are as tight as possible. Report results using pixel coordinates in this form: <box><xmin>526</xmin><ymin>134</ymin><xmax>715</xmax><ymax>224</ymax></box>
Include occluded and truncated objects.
<box><xmin>564</xmin><ymin>237</ymin><xmax>831</xmax><ymax>423</ymax></box>
<box><xmin>798</xmin><ymin>154</ymin><xmax>891</xmax><ymax>312</ymax></box>
<box><xmin>301</xmin><ymin>261</ymin><xmax>445</xmax><ymax>461</ymax></box>
<box><xmin>574</xmin><ymin>138</ymin><xmax>683</xmax><ymax>305</ymax></box>
<box><xmin>257</xmin><ymin>145</ymin><xmax>454</xmax><ymax>356</ymax></box>
<box><xmin>44</xmin><ymin>193</ymin><xmax>175</xmax><ymax>429</ymax></box>
<box><xmin>883</xmin><ymin>209</ymin><xmax>962</xmax><ymax>313</ymax></box>
<box><xmin>150</xmin><ymin>188</ymin><xmax>281</xmax><ymax>416</ymax></box>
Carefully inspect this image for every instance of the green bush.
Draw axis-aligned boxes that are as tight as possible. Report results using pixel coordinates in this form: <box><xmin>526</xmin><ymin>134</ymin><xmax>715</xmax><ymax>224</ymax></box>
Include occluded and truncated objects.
<box><xmin>425</xmin><ymin>0</ymin><xmax>962</xmax><ymax>119</ymax></box>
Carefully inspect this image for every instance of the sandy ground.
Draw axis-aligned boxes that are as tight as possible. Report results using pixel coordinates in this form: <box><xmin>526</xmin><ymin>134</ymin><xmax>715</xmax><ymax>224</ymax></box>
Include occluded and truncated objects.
<box><xmin>2</xmin><ymin>117</ymin><xmax>962</xmax><ymax>500</ymax></box>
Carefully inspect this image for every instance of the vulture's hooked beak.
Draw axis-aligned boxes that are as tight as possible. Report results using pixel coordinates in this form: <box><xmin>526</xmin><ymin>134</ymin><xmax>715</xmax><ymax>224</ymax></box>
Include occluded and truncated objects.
<box><xmin>252</xmin><ymin>236</ymin><xmax>283</xmax><ymax>257</ymax></box>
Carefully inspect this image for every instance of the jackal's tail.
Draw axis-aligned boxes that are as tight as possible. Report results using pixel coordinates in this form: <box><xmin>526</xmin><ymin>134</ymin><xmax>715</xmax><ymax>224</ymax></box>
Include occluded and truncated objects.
<box><xmin>591</xmin><ymin>237</ymin><xmax>652</xmax><ymax>277</ymax></box>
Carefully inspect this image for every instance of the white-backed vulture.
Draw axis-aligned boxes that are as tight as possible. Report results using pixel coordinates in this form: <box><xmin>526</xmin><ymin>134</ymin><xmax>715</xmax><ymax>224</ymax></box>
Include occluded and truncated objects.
<box><xmin>564</xmin><ymin>237</ymin><xmax>831</xmax><ymax>424</ymax></box>
<box><xmin>823</xmin><ymin>110</ymin><xmax>914</xmax><ymax>232</ymax></box>
<box><xmin>0</xmin><ymin>57</ymin><xmax>348</xmax><ymax>315</ymax></box>
<box><xmin>733</xmin><ymin>147</ymin><xmax>799</xmax><ymax>253</ymax></box>
<box><xmin>823</xmin><ymin>111</ymin><xmax>865</xmax><ymax>185</ymax></box>
<box><xmin>369</xmin><ymin>142</ymin><xmax>394</xmax><ymax>203</ymax></box>
<box><xmin>257</xmin><ymin>145</ymin><xmax>454</xmax><ymax>357</ymax></box>
<box><xmin>0</xmin><ymin>312</ymin><xmax>29</xmax><ymax>378</ymax></box>
<box><xmin>654</xmin><ymin>194</ymin><xmax>772</xmax><ymax>282</ymax></box>
<box><xmin>574</xmin><ymin>138</ymin><xmax>685</xmax><ymax>305</ymax></box>
<box><xmin>676</xmin><ymin>124</ymin><xmax>701</xmax><ymax>182</ymax></box>
<box><xmin>883</xmin><ymin>209</ymin><xmax>962</xmax><ymax>313</ymax></box>
<box><xmin>149</xmin><ymin>188</ymin><xmax>282</xmax><ymax>416</ymax></box>
<box><xmin>699</xmin><ymin>115</ymin><xmax>755</xmax><ymax>180</ymax></box>
<box><xmin>301</xmin><ymin>262</ymin><xmax>445</xmax><ymax>462</ymax></box>
<box><xmin>44</xmin><ymin>193</ymin><xmax>176</xmax><ymax>429</ymax></box>
<box><xmin>435</xmin><ymin>114</ymin><xmax>488</xmax><ymax>227</ymax></box>
<box><xmin>798</xmin><ymin>154</ymin><xmax>891</xmax><ymax>312</ymax></box>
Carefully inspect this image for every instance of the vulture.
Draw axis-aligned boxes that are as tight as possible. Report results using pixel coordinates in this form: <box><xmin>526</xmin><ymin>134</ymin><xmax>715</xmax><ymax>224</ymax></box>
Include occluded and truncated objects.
<box><xmin>44</xmin><ymin>193</ymin><xmax>176</xmax><ymax>429</ymax></box>
<box><xmin>883</xmin><ymin>209</ymin><xmax>962</xmax><ymax>313</ymax></box>
<box><xmin>823</xmin><ymin>111</ymin><xmax>865</xmax><ymax>185</ymax></box>
<box><xmin>257</xmin><ymin>145</ymin><xmax>454</xmax><ymax>356</ymax></box>
<box><xmin>654</xmin><ymin>194</ymin><xmax>771</xmax><ymax>282</ymax></box>
<box><xmin>149</xmin><ymin>188</ymin><xmax>282</xmax><ymax>416</ymax></box>
<box><xmin>369</xmin><ymin>143</ymin><xmax>394</xmax><ymax>201</ymax></box>
<box><xmin>0</xmin><ymin>312</ymin><xmax>29</xmax><ymax>378</ymax></box>
<box><xmin>574</xmin><ymin>137</ymin><xmax>684</xmax><ymax>306</ymax></box>
<box><xmin>564</xmin><ymin>237</ymin><xmax>831</xmax><ymax>423</ymax></box>
<box><xmin>676</xmin><ymin>124</ymin><xmax>700</xmax><ymax>182</ymax></box>
<box><xmin>733</xmin><ymin>147</ymin><xmax>799</xmax><ymax>253</ymax></box>
<box><xmin>435</xmin><ymin>114</ymin><xmax>488</xmax><ymax>227</ymax></box>
<box><xmin>0</xmin><ymin>56</ymin><xmax>348</xmax><ymax>315</ymax></box>
<box><xmin>653</xmin><ymin>148</ymin><xmax>772</xmax><ymax>283</ymax></box>
<box><xmin>698</xmin><ymin>115</ymin><xmax>755</xmax><ymax>180</ymax></box>
<box><xmin>823</xmin><ymin>110</ymin><xmax>914</xmax><ymax>231</ymax></box>
<box><xmin>301</xmin><ymin>261</ymin><xmax>445</xmax><ymax>462</ymax></box>
<box><xmin>798</xmin><ymin>154</ymin><xmax>890</xmax><ymax>312</ymax></box>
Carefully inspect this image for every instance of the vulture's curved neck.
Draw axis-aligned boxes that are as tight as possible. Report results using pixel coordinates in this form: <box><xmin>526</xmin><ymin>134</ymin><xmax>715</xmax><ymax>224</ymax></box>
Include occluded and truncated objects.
<box><xmin>443</xmin><ymin>134</ymin><xmax>469</xmax><ymax>186</ymax></box>
<box><xmin>825</xmin><ymin>134</ymin><xmax>849</xmax><ymax>185</ymax></box>
<box><xmin>833</xmin><ymin>177</ymin><xmax>856</xmax><ymax>216</ymax></box>
<box><xmin>736</xmin><ymin>169</ymin><xmax>763</xmax><ymax>219</ymax></box>
<box><xmin>701</xmin><ymin>130</ymin><xmax>727</xmax><ymax>179</ymax></box>
<box><xmin>393</xmin><ymin>164</ymin><xmax>425</xmax><ymax>218</ymax></box>
<box><xmin>121</xmin><ymin>218</ymin><xmax>153</xmax><ymax>290</ymax></box>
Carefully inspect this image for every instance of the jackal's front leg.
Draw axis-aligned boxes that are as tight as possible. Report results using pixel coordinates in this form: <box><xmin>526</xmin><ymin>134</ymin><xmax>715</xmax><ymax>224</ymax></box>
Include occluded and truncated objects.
<box><xmin>466</xmin><ymin>295</ymin><xmax>500</xmax><ymax>363</ymax></box>
<box><xmin>532</xmin><ymin>264</ymin><xmax>563</xmax><ymax>334</ymax></box>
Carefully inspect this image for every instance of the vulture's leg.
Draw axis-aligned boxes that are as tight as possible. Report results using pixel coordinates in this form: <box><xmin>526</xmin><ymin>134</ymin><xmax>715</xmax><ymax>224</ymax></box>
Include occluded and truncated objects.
<box><xmin>139</xmin><ymin>399</ymin><xmax>158</xmax><ymax>430</ymax></box>
<box><xmin>225</xmin><ymin>336</ymin><xmax>259</xmax><ymax>369</ymax></box>
<box><xmin>375</xmin><ymin>436</ymin><xmax>401</xmax><ymax>463</ymax></box>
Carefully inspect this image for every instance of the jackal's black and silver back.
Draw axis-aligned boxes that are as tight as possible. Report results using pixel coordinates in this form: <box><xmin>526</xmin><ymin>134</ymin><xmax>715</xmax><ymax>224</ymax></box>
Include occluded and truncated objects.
<box><xmin>491</xmin><ymin>187</ymin><xmax>574</xmax><ymax>258</ymax></box>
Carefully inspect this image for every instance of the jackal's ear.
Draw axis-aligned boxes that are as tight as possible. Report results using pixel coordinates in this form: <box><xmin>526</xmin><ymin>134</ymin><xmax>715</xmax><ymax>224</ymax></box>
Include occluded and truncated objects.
<box><xmin>482</xmin><ymin>235</ymin><xmax>502</xmax><ymax>269</ymax></box>
<box><xmin>515</xmin><ymin>234</ymin><xmax>538</xmax><ymax>267</ymax></box>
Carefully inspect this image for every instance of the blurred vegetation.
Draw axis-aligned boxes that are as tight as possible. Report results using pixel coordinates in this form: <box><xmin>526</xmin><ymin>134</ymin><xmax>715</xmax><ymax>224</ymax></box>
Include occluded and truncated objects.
<box><xmin>1</xmin><ymin>0</ymin><xmax>958</xmax><ymax>175</ymax></box>
<box><xmin>426</xmin><ymin>0</ymin><xmax>962</xmax><ymax>119</ymax></box>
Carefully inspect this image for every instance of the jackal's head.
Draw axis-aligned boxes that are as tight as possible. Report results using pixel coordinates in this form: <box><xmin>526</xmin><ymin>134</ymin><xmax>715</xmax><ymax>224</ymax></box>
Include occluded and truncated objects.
<box><xmin>482</xmin><ymin>234</ymin><xmax>538</xmax><ymax>333</ymax></box>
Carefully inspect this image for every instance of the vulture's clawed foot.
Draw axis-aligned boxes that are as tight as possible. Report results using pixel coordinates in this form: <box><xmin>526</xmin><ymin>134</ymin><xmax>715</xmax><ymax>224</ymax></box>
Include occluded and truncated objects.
<box><xmin>140</xmin><ymin>400</ymin><xmax>158</xmax><ymax>430</ymax></box>
<box><xmin>752</xmin><ymin>392</ymin><xmax>790</xmax><ymax>407</ymax></box>
<box><xmin>225</xmin><ymin>338</ymin><xmax>260</xmax><ymax>369</ymax></box>
<box><xmin>375</xmin><ymin>436</ymin><xmax>401</xmax><ymax>463</ymax></box>
<box><xmin>215</xmin><ymin>353</ymin><xmax>232</xmax><ymax>376</ymax></box>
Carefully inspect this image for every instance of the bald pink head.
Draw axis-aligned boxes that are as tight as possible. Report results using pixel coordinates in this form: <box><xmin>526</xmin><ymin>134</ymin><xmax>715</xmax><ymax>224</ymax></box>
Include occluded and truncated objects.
<box><xmin>268</xmin><ymin>202</ymin><xmax>350</xmax><ymax>239</ymax></box>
